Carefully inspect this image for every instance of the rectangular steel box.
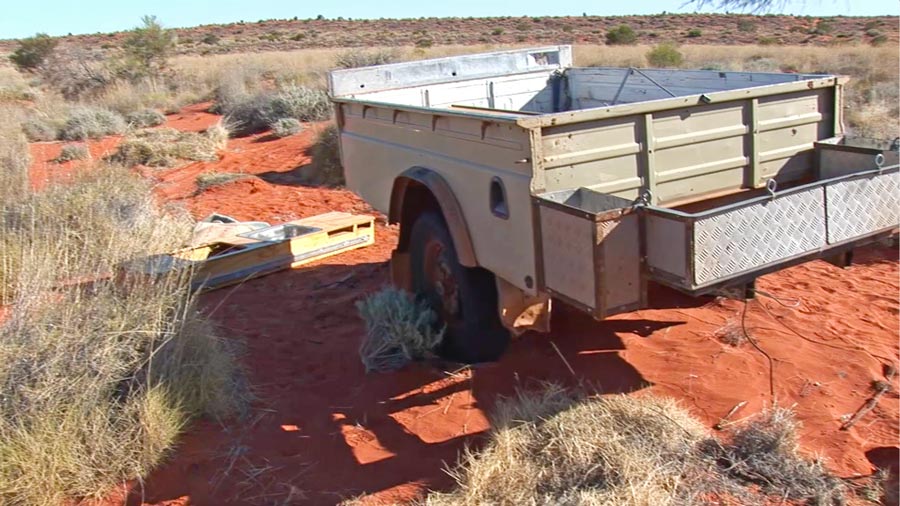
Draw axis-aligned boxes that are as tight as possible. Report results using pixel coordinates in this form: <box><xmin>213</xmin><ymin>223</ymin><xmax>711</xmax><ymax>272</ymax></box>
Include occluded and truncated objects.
<box><xmin>534</xmin><ymin>189</ymin><xmax>645</xmax><ymax>318</ymax></box>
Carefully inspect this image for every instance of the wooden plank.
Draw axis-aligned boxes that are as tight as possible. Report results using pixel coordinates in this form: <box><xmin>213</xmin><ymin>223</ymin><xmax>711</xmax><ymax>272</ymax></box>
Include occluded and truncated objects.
<box><xmin>123</xmin><ymin>212</ymin><xmax>376</xmax><ymax>292</ymax></box>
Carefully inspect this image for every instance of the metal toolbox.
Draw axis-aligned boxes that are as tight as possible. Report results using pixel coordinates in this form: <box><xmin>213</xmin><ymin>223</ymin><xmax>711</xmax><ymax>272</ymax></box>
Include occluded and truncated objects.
<box><xmin>534</xmin><ymin>188</ymin><xmax>645</xmax><ymax>319</ymax></box>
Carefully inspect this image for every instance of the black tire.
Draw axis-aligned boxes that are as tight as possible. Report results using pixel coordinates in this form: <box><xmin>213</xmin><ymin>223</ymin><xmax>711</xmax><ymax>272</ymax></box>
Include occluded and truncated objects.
<box><xmin>409</xmin><ymin>212</ymin><xmax>509</xmax><ymax>363</ymax></box>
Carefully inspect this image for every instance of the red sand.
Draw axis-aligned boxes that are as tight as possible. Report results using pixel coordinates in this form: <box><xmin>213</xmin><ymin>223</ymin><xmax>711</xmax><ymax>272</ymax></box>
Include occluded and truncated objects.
<box><xmin>30</xmin><ymin>106</ymin><xmax>900</xmax><ymax>505</ymax></box>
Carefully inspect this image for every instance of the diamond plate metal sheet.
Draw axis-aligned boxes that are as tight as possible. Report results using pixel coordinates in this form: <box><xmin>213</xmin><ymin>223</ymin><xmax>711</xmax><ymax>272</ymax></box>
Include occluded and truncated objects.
<box><xmin>693</xmin><ymin>188</ymin><xmax>826</xmax><ymax>285</ymax></box>
<box><xmin>826</xmin><ymin>171</ymin><xmax>900</xmax><ymax>244</ymax></box>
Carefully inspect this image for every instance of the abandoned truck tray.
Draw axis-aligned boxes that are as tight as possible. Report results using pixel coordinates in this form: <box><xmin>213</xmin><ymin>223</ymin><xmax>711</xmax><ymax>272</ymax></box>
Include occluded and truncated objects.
<box><xmin>327</xmin><ymin>46</ymin><xmax>899</xmax><ymax>362</ymax></box>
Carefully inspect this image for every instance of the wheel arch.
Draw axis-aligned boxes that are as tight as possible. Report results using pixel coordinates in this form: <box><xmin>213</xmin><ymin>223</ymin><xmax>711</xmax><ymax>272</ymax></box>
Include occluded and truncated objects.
<box><xmin>389</xmin><ymin>167</ymin><xmax>478</xmax><ymax>268</ymax></box>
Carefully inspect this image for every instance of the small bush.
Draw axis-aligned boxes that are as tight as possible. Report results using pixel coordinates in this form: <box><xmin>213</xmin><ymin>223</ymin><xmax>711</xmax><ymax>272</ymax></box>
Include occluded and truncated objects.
<box><xmin>39</xmin><ymin>48</ymin><xmax>115</xmax><ymax>100</ymax></box>
<box><xmin>357</xmin><ymin>287</ymin><xmax>444</xmax><ymax>372</ymax></box>
<box><xmin>415</xmin><ymin>38</ymin><xmax>434</xmax><ymax>48</ymax></box>
<box><xmin>270</xmin><ymin>117</ymin><xmax>302</xmax><ymax>138</ymax></box>
<box><xmin>21</xmin><ymin>116</ymin><xmax>60</xmax><ymax>142</ymax></box>
<box><xmin>112</xmin><ymin>125</ymin><xmax>227</xmax><ymax>167</ymax></box>
<box><xmin>646</xmin><ymin>43</ymin><xmax>684</xmax><ymax>68</ymax></box>
<box><xmin>56</xmin><ymin>143</ymin><xmax>90</xmax><ymax>163</ymax></box>
<box><xmin>126</xmin><ymin>108</ymin><xmax>167</xmax><ymax>128</ymax></box>
<box><xmin>303</xmin><ymin>124</ymin><xmax>344</xmax><ymax>186</ymax></box>
<box><xmin>220</xmin><ymin>85</ymin><xmax>331</xmax><ymax>136</ymax></box>
<box><xmin>871</xmin><ymin>34</ymin><xmax>888</xmax><ymax>46</ymax></box>
<box><xmin>201</xmin><ymin>33</ymin><xmax>220</xmax><ymax>45</ymax></box>
<box><xmin>491</xmin><ymin>28</ymin><xmax>505</xmax><ymax>36</ymax></box>
<box><xmin>737</xmin><ymin>18</ymin><xmax>757</xmax><ymax>32</ymax></box>
<box><xmin>606</xmin><ymin>24</ymin><xmax>637</xmax><ymax>45</ymax></box>
<box><xmin>195</xmin><ymin>171</ymin><xmax>252</xmax><ymax>191</ymax></box>
<box><xmin>686</xmin><ymin>28</ymin><xmax>702</xmax><ymax>38</ymax></box>
<box><xmin>334</xmin><ymin>49</ymin><xmax>396</xmax><ymax>69</ymax></box>
<box><xmin>122</xmin><ymin>15</ymin><xmax>175</xmax><ymax>78</ymax></box>
<box><xmin>757</xmin><ymin>36</ymin><xmax>779</xmax><ymax>45</ymax></box>
<box><xmin>59</xmin><ymin>107</ymin><xmax>126</xmax><ymax>141</ymax></box>
<box><xmin>9</xmin><ymin>33</ymin><xmax>58</xmax><ymax>71</ymax></box>
<box><xmin>811</xmin><ymin>19</ymin><xmax>834</xmax><ymax>35</ymax></box>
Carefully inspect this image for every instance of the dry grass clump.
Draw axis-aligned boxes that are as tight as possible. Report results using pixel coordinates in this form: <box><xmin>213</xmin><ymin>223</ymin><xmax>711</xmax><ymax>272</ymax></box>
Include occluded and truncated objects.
<box><xmin>356</xmin><ymin>287</ymin><xmax>445</xmax><ymax>372</ymax></box>
<box><xmin>706</xmin><ymin>408</ymin><xmax>847</xmax><ymax>504</ymax></box>
<box><xmin>55</xmin><ymin>143</ymin><xmax>90</xmax><ymax>163</ymax></box>
<box><xmin>425</xmin><ymin>385</ymin><xmax>857</xmax><ymax>506</ymax></box>
<box><xmin>270</xmin><ymin>117</ymin><xmax>303</xmax><ymax>138</ymax></box>
<box><xmin>425</xmin><ymin>386</ymin><xmax>713</xmax><ymax>506</ymax></box>
<box><xmin>0</xmin><ymin>107</ymin><xmax>30</xmax><ymax>206</ymax></box>
<box><xmin>0</xmin><ymin>166</ymin><xmax>245</xmax><ymax>505</ymax></box>
<box><xmin>214</xmin><ymin>82</ymin><xmax>332</xmax><ymax>136</ymax></box>
<box><xmin>196</xmin><ymin>171</ymin><xmax>253</xmax><ymax>191</ymax></box>
<box><xmin>126</xmin><ymin>108</ymin><xmax>167</xmax><ymax>127</ymax></box>
<box><xmin>111</xmin><ymin>124</ymin><xmax>228</xmax><ymax>167</ymax></box>
<box><xmin>59</xmin><ymin>106</ymin><xmax>127</xmax><ymax>141</ymax></box>
<box><xmin>334</xmin><ymin>49</ymin><xmax>398</xmax><ymax>69</ymax></box>
<box><xmin>302</xmin><ymin>123</ymin><xmax>344</xmax><ymax>186</ymax></box>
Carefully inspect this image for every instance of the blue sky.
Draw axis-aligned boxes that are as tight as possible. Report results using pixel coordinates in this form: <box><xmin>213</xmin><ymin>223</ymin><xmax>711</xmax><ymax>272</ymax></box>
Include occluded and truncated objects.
<box><xmin>1</xmin><ymin>0</ymin><xmax>896</xmax><ymax>39</ymax></box>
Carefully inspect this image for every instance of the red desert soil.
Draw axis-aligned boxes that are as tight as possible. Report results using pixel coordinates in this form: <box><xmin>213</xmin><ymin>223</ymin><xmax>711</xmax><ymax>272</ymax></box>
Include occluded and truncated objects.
<box><xmin>30</xmin><ymin>105</ymin><xmax>899</xmax><ymax>505</ymax></box>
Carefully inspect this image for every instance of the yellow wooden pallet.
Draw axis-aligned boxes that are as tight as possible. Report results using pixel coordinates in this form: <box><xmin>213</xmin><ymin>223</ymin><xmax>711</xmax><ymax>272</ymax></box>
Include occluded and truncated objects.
<box><xmin>123</xmin><ymin>212</ymin><xmax>375</xmax><ymax>292</ymax></box>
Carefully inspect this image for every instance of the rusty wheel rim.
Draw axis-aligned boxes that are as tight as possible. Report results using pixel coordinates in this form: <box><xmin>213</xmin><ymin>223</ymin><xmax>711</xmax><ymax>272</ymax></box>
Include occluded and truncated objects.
<box><xmin>422</xmin><ymin>237</ymin><xmax>460</xmax><ymax>321</ymax></box>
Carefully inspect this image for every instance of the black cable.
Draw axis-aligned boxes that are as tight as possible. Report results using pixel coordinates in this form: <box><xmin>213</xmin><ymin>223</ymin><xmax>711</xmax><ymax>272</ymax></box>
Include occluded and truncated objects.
<box><xmin>740</xmin><ymin>299</ymin><xmax>776</xmax><ymax>402</ymax></box>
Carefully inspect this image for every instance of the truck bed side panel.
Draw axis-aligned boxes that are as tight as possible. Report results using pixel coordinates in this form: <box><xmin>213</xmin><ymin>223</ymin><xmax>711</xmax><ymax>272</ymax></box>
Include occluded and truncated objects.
<box><xmin>338</xmin><ymin>102</ymin><xmax>538</xmax><ymax>290</ymax></box>
<box><xmin>539</xmin><ymin>88</ymin><xmax>836</xmax><ymax>205</ymax></box>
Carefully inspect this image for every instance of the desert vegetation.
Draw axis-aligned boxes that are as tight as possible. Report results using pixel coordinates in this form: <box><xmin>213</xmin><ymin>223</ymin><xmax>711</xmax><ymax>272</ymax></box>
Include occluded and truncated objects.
<box><xmin>0</xmin><ymin>12</ymin><xmax>896</xmax><ymax>505</ymax></box>
<box><xmin>424</xmin><ymin>384</ymin><xmax>877</xmax><ymax>505</ymax></box>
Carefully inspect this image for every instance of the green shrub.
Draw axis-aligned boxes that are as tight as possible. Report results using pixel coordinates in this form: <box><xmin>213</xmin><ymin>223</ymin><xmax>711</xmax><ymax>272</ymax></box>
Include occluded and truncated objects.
<box><xmin>606</xmin><ymin>24</ymin><xmax>637</xmax><ymax>45</ymax></box>
<box><xmin>56</xmin><ymin>143</ymin><xmax>90</xmax><ymax>162</ymax></box>
<box><xmin>758</xmin><ymin>36</ymin><xmax>779</xmax><ymax>45</ymax></box>
<box><xmin>59</xmin><ymin>107</ymin><xmax>126</xmax><ymax>141</ymax></box>
<box><xmin>415</xmin><ymin>38</ymin><xmax>434</xmax><ymax>48</ymax></box>
<box><xmin>357</xmin><ymin>287</ymin><xmax>444</xmax><ymax>372</ymax></box>
<box><xmin>9</xmin><ymin>33</ymin><xmax>58</xmax><ymax>71</ymax></box>
<box><xmin>270</xmin><ymin>117</ymin><xmax>303</xmax><ymax>138</ymax></box>
<box><xmin>646</xmin><ymin>43</ymin><xmax>684</xmax><ymax>68</ymax></box>
<box><xmin>687</xmin><ymin>28</ymin><xmax>702</xmax><ymax>38</ymax></box>
<box><xmin>126</xmin><ymin>108</ymin><xmax>167</xmax><ymax>128</ymax></box>
<box><xmin>123</xmin><ymin>15</ymin><xmax>176</xmax><ymax>76</ymax></box>
<box><xmin>491</xmin><ymin>28</ymin><xmax>505</xmax><ymax>36</ymax></box>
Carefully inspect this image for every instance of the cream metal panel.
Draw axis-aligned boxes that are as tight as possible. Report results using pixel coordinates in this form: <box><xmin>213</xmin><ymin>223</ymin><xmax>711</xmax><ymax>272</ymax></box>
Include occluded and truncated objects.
<box><xmin>539</xmin><ymin>206</ymin><xmax>596</xmax><ymax>307</ymax></box>
<box><xmin>339</xmin><ymin>102</ymin><xmax>538</xmax><ymax>292</ymax></box>
<box><xmin>597</xmin><ymin>215</ymin><xmax>642</xmax><ymax>312</ymax></box>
